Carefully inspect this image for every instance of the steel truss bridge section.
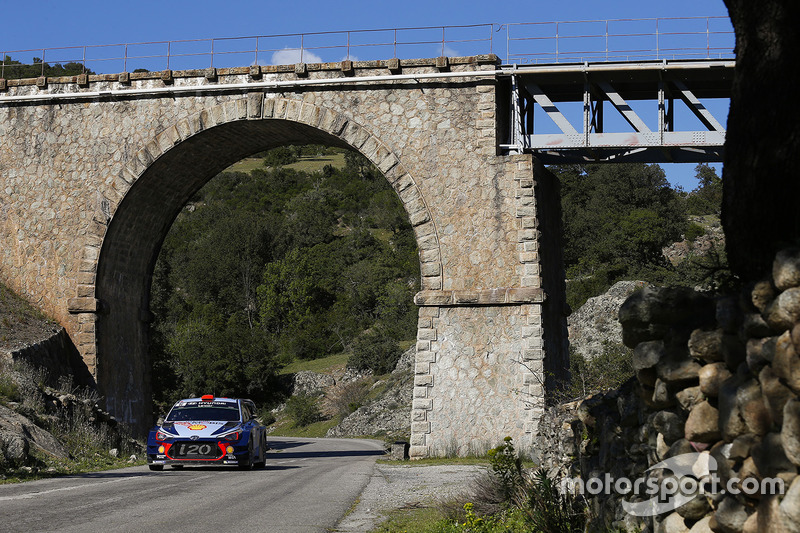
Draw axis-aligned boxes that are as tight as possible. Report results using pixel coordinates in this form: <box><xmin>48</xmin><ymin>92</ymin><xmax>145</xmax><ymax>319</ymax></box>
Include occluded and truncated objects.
<box><xmin>501</xmin><ymin>59</ymin><xmax>733</xmax><ymax>164</ymax></box>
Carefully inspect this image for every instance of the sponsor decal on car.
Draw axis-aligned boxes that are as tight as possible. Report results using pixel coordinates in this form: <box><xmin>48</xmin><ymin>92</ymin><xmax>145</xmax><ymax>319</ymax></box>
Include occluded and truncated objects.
<box><xmin>188</xmin><ymin>424</ymin><xmax>207</xmax><ymax>431</ymax></box>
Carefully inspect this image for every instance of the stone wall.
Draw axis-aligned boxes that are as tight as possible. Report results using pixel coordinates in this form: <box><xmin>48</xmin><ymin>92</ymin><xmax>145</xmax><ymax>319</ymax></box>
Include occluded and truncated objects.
<box><xmin>4</xmin><ymin>328</ymin><xmax>94</xmax><ymax>389</ymax></box>
<box><xmin>534</xmin><ymin>248</ymin><xmax>800</xmax><ymax>532</ymax></box>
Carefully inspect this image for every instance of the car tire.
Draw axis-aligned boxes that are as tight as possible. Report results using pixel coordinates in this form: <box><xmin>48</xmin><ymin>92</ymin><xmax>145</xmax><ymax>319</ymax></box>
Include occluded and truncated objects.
<box><xmin>148</xmin><ymin>464</ymin><xmax>164</xmax><ymax>471</ymax></box>
<box><xmin>254</xmin><ymin>434</ymin><xmax>267</xmax><ymax>468</ymax></box>
<box><xmin>238</xmin><ymin>442</ymin><xmax>254</xmax><ymax>470</ymax></box>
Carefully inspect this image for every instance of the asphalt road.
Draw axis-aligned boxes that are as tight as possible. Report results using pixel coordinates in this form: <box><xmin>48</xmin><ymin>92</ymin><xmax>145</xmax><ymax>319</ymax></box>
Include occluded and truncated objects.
<box><xmin>0</xmin><ymin>437</ymin><xmax>385</xmax><ymax>533</ymax></box>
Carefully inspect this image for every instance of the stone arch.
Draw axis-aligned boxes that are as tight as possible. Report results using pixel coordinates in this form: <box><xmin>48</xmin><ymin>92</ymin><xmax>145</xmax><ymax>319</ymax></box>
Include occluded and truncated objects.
<box><xmin>73</xmin><ymin>94</ymin><xmax>442</xmax><ymax>434</ymax></box>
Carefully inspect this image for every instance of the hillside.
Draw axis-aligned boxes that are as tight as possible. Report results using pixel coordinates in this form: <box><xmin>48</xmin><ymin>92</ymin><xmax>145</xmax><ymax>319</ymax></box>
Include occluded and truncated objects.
<box><xmin>0</xmin><ymin>283</ymin><xmax>60</xmax><ymax>354</ymax></box>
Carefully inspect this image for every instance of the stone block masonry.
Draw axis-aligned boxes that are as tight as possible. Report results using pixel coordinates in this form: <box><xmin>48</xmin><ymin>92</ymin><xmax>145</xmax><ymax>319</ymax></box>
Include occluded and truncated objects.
<box><xmin>0</xmin><ymin>56</ymin><xmax>568</xmax><ymax>450</ymax></box>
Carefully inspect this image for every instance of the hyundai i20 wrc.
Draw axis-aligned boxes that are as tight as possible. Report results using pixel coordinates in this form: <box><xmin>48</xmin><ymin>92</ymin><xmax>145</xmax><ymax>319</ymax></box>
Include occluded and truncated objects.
<box><xmin>146</xmin><ymin>395</ymin><xmax>267</xmax><ymax>471</ymax></box>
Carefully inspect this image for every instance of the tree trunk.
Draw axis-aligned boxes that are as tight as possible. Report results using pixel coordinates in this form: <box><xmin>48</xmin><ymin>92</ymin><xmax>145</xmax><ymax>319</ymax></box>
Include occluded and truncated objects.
<box><xmin>722</xmin><ymin>0</ymin><xmax>800</xmax><ymax>280</ymax></box>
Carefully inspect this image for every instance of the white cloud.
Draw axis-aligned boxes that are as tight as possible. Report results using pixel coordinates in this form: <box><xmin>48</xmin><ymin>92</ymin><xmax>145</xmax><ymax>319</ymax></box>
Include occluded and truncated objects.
<box><xmin>270</xmin><ymin>48</ymin><xmax>323</xmax><ymax>65</ymax></box>
<box><xmin>441</xmin><ymin>45</ymin><xmax>460</xmax><ymax>57</ymax></box>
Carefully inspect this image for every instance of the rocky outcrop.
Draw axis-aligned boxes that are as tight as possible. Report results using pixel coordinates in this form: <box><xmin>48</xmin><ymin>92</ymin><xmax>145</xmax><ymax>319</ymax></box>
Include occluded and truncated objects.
<box><xmin>534</xmin><ymin>248</ymin><xmax>800</xmax><ymax>532</ymax></box>
<box><xmin>326</xmin><ymin>348</ymin><xmax>414</xmax><ymax>440</ymax></box>
<box><xmin>568</xmin><ymin>280</ymin><xmax>649</xmax><ymax>360</ymax></box>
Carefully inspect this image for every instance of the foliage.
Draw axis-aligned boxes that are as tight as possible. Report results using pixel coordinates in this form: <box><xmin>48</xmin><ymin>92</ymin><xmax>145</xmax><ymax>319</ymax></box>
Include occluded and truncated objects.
<box><xmin>347</xmin><ymin>327</ymin><xmax>403</xmax><ymax>375</ymax></box>
<box><xmin>517</xmin><ymin>469</ymin><xmax>586</xmax><ymax>533</ymax></box>
<box><xmin>561</xmin><ymin>343</ymin><xmax>634</xmax><ymax>400</ymax></box>
<box><xmin>1</xmin><ymin>55</ymin><xmax>93</xmax><ymax>79</ymax></box>
<box><xmin>149</xmin><ymin>146</ymin><xmax>420</xmax><ymax>415</ymax></box>
<box><xmin>487</xmin><ymin>437</ymin><xmax>524</xmax><ymax>504</ymax></box>
<box><xmin>284</xmin><ymin>393</ymin><xmax>322</xmax><ymax>427</ymax></box>
<box><xmin>262</xmin><ymin>146</ymin><xmax>300</xmax><ymax>167</ymax></box>
<box><xmin>683</xmin><ymin>164</ymin><xmax>723</xmax><ymax>216</ymax></box>
<box><xmin>555</xmin><ymin>163</ymin><xmax>688</xmax><ymax>308</ymax></box>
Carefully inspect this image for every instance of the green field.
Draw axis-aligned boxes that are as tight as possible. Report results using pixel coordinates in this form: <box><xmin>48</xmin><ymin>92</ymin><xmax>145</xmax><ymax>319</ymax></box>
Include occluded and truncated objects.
<box><xmin>225</xmin><ymin>152</ymin><xmax>347</xmax><ymax>175</ymax></box>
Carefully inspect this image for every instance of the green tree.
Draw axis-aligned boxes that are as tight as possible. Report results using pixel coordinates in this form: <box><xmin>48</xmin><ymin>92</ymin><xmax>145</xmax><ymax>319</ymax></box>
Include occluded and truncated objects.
<box><xmin>556</xmin><ymin>163</ymin><xmax>687</xmax><ymax>307</ymax></box>
<box><xmin>684</xmin><ymin>164</ymin><xmax>723</xmax><ymax>215</ymax></box>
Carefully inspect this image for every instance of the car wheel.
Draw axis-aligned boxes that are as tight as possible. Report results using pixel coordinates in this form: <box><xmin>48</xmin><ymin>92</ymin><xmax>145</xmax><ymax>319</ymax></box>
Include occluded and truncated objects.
<box><xmin>238</xmin><ymin>442</ymin><xmax>254</xmax><ymax>470</ymax></box>
<box><xmin>148</xmin><ymin>464</ymin><xmax>164</xmax><ymax>471</ymax></box>
<box><xmin>254</xmin><ymin>434</ymin><xmax>267</xmax><ymax>468</ymax></box>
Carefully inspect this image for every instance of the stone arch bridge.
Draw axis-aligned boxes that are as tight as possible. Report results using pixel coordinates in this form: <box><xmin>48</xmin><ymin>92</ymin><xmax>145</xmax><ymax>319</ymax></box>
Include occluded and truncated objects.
<box><xmin>0</xmin><ymin>55</ymin><xmax>730</xmax><ymax>457</ymax></box>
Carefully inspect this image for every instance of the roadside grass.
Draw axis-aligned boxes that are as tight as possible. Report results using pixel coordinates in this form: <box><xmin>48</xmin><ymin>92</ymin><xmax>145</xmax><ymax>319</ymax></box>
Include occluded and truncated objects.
<box><xmin>373</xmin><ymin>506</ymin><xmax>451</xmax><ymax>533</ymax></box>
<box><xmin>268</xmin><ymin>415</ymin><xmax>342</xmax><ymax>438</ymax></box>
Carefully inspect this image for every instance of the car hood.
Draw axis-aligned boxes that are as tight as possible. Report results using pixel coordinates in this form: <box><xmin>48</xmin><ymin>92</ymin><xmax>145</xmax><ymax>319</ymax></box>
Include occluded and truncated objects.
<box><xmin>159</xmin><ymin>421</ymin><xmax>239</xmax><ymax>439</ymax></box>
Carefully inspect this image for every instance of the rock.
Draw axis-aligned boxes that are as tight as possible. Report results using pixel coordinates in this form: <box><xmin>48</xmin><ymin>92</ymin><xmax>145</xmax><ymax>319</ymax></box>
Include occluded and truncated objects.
<box><xmin>773</xmin><ymin>248</ymin><xmax>800</xmax><ymax>291</ymax></box>
<box><xmin>676</xmin><ymin>386</ymin><xmax>703</xmax><ymax>412</ymax></box>
<box><xmin>658</xmin><ymin>511</ymin><xmax>688</xmax><ymax>533</ymax></box>
<box><xmin>652</xmin><ymin>379</ymin><xmax>675</xmax><ymax>408</ymax></box>
<box><xmin>656</xmin><ymin>354</ymin><xmax>702</xmax><ymax>385</ymax></box>
<box><xmin>737</xmin><ymin>379</ymin><xmax>771</xmax><ymax>436</ymax></box>
<box><xmin>634</xmin><ymin>340</ymin><xmax>666</xmax><ymax>370</ymax></box>
<box><xmin>699</xmin><ymin>363</ymin><xmax>732</xmax><ymax>397</ymax></box>
<box><xmin>719</xmin><ymin>373</ymin><xmax>747</xmax><ymax>441</ymax></box>
<box><xmin>293</xmin><ymin>371</ymin><xmax>336</xmax><ymax>396</ymax></box>
<box><xmin>688</xmin><ymin>515</ymin><xmax>713</xmax><ymax>533</ymax></box>
<box><xmin>782</xmin><ymin>398</ymin><xmax>800</xmax><ymax>467</ymax></box>
<box><xmin>685</xmin><ymin>401</ymin><xmax>721</xmax><ymax>443</ymax></box>
<box><xmin>714</xmin><ymin>496</ymin><xmax>749</xmax><ymax>533</ymax></box>
<box><xmin>0</xmin><ymin>404</ymin><xmax>68</xmax><ymax>459</ymax></box>
<box><xmin>751</xmin><ymin>280</ymin><xmax>776</xmax><ymax>313</ymax></box>
<box><xmin>773</xmin><ymin>330</ymin><xmax>800</xmax><ymax>393</ymax></box>
<box><xmin>729</xmin><ymin>434</ymin><xmax>759</xmax><ymax>461</ymax></box>
<box><xmin>653</xmin><ymin>411</ymin><xmax>685</xmax><ymax>444</ymax></box>
<box><xmin>568</xmin><ymin>280</ymin><xmax>647</xmax><ymax>360</ymax></box>
<box><xmin>760</xmin><ymin>365</ymin><xmax>795</xmax><ymax>427</ymax></box>
<box><xmin>689</xmin><ymin>329</ymin><xmax>724</xmax><ymax>362</ymax></box>
<box><xmin>620</xmin><ymin>286</ymin><xmax>716</xmax><ymax>326</ymax></box>
<box><xmin>676</xmin><ymin>493</ymin><xmax>711</xmax><ymax>521</ymax></box>
<box><xmin>743</xmin><ymin>312</ymin><xmax>773</xmax><ymax>338</ymax></box>
<box><xmin>779</xmin><ymin>476</ymin><xmax>800</xmax><ymax>533</ymax></box>
<box><xmin>764</xmin><ymin>288</ymin><xmax>800</xmax><ymax>332</ymax></box>
<box><xmin>752</xmin><ymin>432</ymin><xmax>795</xmax><ymax>479</ymax></box>
<box><xmin>109</xmin><ymin>448</ymin><xmax>118</xmax><ymax>458</ymax></box>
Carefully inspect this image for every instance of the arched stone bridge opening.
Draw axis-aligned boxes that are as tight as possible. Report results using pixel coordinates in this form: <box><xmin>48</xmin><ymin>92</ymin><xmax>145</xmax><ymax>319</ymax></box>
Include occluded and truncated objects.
<box><xmin>0</xmin><ymin>57</ymin><xmax>569</xmax><ymax>457</ymax></box>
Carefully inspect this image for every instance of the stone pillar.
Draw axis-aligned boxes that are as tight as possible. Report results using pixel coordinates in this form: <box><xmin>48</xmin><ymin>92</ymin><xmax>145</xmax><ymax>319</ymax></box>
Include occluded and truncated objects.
<box><xmin>409</xmin><ymin>156</ymin><xmax>568</xmax><ymax>458</ymax></box>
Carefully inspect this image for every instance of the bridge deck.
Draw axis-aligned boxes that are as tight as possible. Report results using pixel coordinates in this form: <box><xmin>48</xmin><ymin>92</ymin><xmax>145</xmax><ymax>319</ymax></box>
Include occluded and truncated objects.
<box><xmin>501</xmin><ymin>59</ymin><xmax>733</xmax><ymax>163</ymax></box>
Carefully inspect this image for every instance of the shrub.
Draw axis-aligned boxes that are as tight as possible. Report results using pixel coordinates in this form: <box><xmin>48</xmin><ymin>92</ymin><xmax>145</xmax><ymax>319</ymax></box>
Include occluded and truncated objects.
<box><xmin>348</xmin><ymin>329</ymin><xmax>402</xmax><ymax>375</ymax></box>
<box><xmin>262</xmin><ymin>146</ymin><xmax>299</xmax><ymax>167</ymax></box>
<box><xmin>517</xmin><ymin>469</ymin><xmax>586</xmax><ymax>533</ymax></box>
<box><xmin>323</xmin><ymin>379</ymin><xmax>370</xmax><ymax>418</ymax></box>
<box><xmin>285</xmin><ymin>393</ymin><xmax>321</xmax><ymax>427</ymax></box>
<box><xmin>684</xmin><ymin>222</ymin><xmax>705</xmax><ymax>242</ymax></box>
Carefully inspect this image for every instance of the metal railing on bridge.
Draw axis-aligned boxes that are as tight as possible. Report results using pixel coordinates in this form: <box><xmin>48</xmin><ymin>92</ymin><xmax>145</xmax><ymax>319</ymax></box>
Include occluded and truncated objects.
<box><xmin>0</xmin><ymin>17</ymin><xmax>733</xmax><ymax>77</ymax></box>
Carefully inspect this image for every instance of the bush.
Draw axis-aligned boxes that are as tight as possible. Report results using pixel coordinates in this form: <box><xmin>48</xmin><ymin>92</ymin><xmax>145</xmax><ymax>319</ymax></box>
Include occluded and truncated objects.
<box><xmin>285</xmin><ymin>393</ymin><xmax>321</xmax><ymax>427</ymax></box>
<box><xmin>262</xmin><ymin>146</ymin><xmax>300</xmax><ymax>167</ymax></box>
<box><xmin>323</xmin><ymin>379</ymin><xmax>370</xmax><ymax>419</ymax></box>
<box><xmin>561</xmin><ymin>343</ymin><xmax>634</xmax><ymax>400</ymax></box>
<box><xmin>517</xmin><ymin>469</ymin><xmax>586</xmax><ymax>533</ymax></box>
<box><xmin>347</xmin><ymin>329</ymin><xmax>402</xmax><ymax>375</ymax></box>
<box><xmin>684</xmin><ymin>222</ymin><xmax>705</xmax><ymax>242</ymax></box>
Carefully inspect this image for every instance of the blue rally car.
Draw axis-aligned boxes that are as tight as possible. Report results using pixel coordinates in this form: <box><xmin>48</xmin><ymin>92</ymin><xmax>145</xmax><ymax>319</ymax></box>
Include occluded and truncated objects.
<box><xmin>146</xmin><ymin>395</ymin><xmax>267</xmax><ymax>470</ymax></box>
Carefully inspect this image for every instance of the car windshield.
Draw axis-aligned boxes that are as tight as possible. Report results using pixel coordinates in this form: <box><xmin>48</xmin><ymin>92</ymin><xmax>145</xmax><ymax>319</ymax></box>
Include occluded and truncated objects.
<box><xmin>166</xmin><ymin>402</ymin><xmax>241</xmax><ymax>422</ymax></box>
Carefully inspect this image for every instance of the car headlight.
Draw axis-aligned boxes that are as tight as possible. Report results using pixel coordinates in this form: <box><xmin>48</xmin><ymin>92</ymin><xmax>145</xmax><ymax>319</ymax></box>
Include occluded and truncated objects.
<box><xmin>223</xmin><ymin>431</ymin><xmax>241</xmax><ymax>442</ymax></box>
<box><xmin>156</xmin><ymin>430</ymin><xmax>173</xmax><ymax>441</ymax></box>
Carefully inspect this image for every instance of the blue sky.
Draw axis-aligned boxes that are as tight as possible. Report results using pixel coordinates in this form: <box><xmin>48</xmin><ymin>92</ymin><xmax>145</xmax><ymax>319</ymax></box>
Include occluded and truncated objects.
<box><xmin>1</xmin><ymin>0</ymin><xmax>731</xmax><ymax>190</ymax></box>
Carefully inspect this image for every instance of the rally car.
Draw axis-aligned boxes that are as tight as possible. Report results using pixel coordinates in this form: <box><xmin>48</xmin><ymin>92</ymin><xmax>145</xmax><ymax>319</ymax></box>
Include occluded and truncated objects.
<box><xmin>146</xmin><ymin>395</ymin><xmax>267</xmax><ymax>471</ymax></box>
